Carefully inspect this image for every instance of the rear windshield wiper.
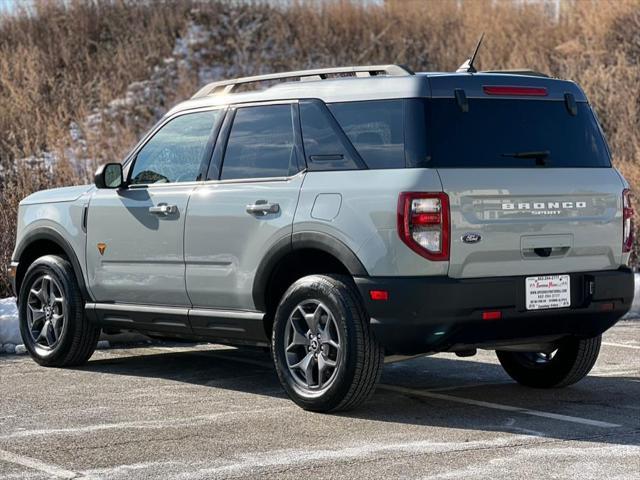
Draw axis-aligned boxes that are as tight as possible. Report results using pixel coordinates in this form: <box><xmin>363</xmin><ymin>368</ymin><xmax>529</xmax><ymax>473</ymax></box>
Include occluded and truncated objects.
<box><xmin>501</xmin><ymin>150</ymin><xmax>550</xmax><ymax>165</ymax></box>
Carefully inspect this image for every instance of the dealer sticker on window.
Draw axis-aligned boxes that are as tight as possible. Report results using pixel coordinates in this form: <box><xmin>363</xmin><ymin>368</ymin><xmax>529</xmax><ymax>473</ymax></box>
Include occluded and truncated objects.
<box><xmin>525</xmin><ymin>275</ymin><xmax>571</xmax><ymax>310</ymax></box>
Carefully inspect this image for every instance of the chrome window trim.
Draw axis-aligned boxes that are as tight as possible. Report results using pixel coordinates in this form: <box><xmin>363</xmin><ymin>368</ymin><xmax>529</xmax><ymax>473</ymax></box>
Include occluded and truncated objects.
<box><xmin>202</xmin><ymin>169</ymin><xmax>306</xmax><ymax>186</ymax></box>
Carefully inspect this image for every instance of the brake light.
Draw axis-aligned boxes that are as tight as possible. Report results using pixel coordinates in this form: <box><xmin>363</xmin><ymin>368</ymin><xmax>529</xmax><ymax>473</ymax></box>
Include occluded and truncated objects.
<box><xmin>483</xmin><ymin>85</ymin><xmax>548</xmax><ymax>97</ymax></box>
<box><xmin>623</xmin><ymin>188</ymin><xmax>634</xmax><ymax>253</ymax></box>
<box><xmin>397</xmin><ymin>192</ymin><xmax>450</xmax><ymax>261</ymax></box>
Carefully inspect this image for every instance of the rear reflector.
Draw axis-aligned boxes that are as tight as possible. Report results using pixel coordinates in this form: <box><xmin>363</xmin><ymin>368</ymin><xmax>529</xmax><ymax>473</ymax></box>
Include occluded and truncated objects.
<box><xmin>482</xmin><ymin>311</ymin><xmax>502</xmax><ymax>321</ymax></box>
<box><xmin>599</xmin><ymin>303</ymin><xmax>615</xmax><ymax>312</ymax></box>
<box><xmin>483</xmin><ymin>85</ymin><xmax>548</xmax><ymax>97</ymax></box>
<box><xmin>369</xmin><ymin>290</ymin><xmax>389</xmax><ymax>301</ymax></box>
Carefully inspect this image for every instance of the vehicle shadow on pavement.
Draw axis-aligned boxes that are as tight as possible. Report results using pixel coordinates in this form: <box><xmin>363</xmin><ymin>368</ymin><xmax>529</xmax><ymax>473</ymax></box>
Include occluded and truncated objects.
<box><xmin>76</xmin><ymin>345</ymin><xmax>640</xmax><ymax>447</ymax></box>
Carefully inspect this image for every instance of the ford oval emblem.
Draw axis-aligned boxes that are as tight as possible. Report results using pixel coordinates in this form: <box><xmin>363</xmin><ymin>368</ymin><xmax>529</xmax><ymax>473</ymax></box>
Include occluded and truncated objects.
<box><xmin>462</xmin><ymin>233</ymin><xmax>482</xmax><ymax>244</ymax></box>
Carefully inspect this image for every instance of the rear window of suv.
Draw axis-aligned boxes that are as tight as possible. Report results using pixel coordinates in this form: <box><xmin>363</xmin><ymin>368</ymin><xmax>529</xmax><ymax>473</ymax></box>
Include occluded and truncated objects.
<box><xmin>426</xmin><ymin>98</ymin><xmax>611</xmax><ymax>168</ymax></box>
<box><xmin>318</xmin><ymin>98</ymin><xmax>610</xmax><ymax>170</ymax></box>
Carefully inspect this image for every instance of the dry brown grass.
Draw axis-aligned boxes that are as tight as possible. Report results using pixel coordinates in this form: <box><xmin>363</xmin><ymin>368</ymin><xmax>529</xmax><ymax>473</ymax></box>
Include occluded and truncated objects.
<box><xmin>1</xmin><ymin>0</ymin><xmax>639</xmax><ymax>296</ymax></box>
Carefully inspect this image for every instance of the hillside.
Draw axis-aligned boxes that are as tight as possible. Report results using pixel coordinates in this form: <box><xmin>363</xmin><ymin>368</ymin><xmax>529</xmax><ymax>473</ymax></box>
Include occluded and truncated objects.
<box><xmin>0</xmin><ymin>0</ymin><xmax>639</xmax><ymax>296</ymax></box>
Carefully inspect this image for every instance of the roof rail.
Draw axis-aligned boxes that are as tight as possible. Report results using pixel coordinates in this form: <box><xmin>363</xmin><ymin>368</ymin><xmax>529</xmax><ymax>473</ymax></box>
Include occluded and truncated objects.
<box><xmin>191</xmin><ymin>64</ymin><xmax>415</xmax><ymax>98</ymax></box>
<box><xmin>481</xmin><ymin>69</ymin><xmax>550</xmax><ymax>78</ymax></box>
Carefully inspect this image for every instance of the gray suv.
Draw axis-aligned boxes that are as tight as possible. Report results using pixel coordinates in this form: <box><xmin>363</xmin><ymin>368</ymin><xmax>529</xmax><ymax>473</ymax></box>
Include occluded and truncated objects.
<box><xmin>10</xmin><ymin>65</ymin><xmax>635</xmax><ymax>412</ymax></box>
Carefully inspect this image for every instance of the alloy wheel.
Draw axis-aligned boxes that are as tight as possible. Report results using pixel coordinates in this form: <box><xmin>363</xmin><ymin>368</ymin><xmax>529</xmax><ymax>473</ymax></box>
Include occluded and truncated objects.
<box><xmin>26</xmin><ymin>274</ymin><xmax>66</xmax><ymax>350</ymax></box>
<box><xmin>284</xmin><ymin>300</ymin><xmax>342</xmax><ymax>392</ymax></box>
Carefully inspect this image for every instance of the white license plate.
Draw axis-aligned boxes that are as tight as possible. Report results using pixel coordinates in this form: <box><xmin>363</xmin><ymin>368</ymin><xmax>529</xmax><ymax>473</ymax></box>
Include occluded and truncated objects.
<box><xmin>525</xmin><ymin>275</ymin><xmax>571</xmax><ymax>311</ymax></box>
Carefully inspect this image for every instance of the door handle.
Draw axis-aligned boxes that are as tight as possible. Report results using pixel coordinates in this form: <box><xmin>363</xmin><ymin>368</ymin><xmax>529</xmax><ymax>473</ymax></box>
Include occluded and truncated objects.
<box><xmin>246</xmin><ymin>200</ymin><xmax>280</xmax><ymax>216</ymax></box>
<box><xmin>149</xmin><ymin>204</ymin><xmax>178</xmax><ymax>216</ymax></box>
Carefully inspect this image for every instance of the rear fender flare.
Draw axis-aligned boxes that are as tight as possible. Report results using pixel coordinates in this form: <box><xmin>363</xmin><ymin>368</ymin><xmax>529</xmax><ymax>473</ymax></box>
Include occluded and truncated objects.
<box><xmin>252</xmin><ymin>231</ymin><xmax>368</xmax><ymax>312</ymax></box>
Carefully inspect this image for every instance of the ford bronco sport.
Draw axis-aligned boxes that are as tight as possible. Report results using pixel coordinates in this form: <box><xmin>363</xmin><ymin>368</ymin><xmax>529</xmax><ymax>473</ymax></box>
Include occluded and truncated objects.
<box><xmin>10</xmin><ymin>64</ymin><xmax>634</xmax><ymax>412</ymax></box>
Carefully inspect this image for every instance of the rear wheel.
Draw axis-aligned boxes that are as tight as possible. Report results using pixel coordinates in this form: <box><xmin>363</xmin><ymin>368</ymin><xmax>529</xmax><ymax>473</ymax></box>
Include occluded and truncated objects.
<box><xmin>18</xmin><ymin>255</ymin><xmax>100</xmax><ymax>367</ymax></box>
<box><xmin>496</xmin><ymin>335</ymin><xmax>601</xmax><ymax>388</ymax></box>
<box><xmin>272</xmin><ymin>274</ymin><xmax>383</xmax><ymax>412</ymax></box>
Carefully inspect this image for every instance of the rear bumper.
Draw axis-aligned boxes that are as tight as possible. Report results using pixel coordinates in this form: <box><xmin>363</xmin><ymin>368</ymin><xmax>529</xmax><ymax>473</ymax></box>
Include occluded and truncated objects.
<box><xmin>355</xmin><ymin>267</ymin><xmax>634</xmax><ymax>355</ymax></box>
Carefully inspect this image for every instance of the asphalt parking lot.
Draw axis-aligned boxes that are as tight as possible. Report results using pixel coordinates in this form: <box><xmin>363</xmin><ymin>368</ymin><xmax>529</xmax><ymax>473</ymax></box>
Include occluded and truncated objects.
<box><xmin>0</xmin><ymin>321</ymin><xmax>638</xmax><ymax>480</ymax></box>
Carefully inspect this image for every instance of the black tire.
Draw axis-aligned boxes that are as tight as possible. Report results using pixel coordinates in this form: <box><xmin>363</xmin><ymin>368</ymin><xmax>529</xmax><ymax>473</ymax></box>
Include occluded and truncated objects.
<box><xmin>496</xmin><ymin>335</ymin><xmax>602</xmax><ymax>388</ymax></box>
<box><xmin>18</xmin><ymin>255</ymin><xmax>100</xmax><ymax>367</ymax></box>
<box><xmin>272</xmin><ymin>274</ymin><xmax>383</xmax><ymax>412</ymax></box>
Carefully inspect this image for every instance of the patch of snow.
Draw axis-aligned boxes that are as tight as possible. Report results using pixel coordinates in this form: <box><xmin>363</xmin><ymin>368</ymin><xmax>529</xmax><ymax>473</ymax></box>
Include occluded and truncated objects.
<box><xmin>629</xmin><ymin>273</ymin><xmax>640</xmax><ymax>318</ymax></box>
<box><xmin>17</xmin><ymin>151</ymin><xmax>59</xmax><ymax>171</ymax></box>
<box><xmin>15</xmin><ymin>344</ymin><xmax>27</xmax><ymax>355</ymax></box>
<box><xmin>0</xmin><ymin>297</ymin><xmax>20</xmax><ymax>346</ymax></box>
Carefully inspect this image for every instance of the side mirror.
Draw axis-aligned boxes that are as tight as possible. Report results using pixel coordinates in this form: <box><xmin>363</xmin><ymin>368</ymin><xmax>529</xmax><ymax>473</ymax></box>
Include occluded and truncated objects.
<box><xmin>94</xmin><ymin>163</ymin><xmax>124</xmax><ymax>189</ymax></box>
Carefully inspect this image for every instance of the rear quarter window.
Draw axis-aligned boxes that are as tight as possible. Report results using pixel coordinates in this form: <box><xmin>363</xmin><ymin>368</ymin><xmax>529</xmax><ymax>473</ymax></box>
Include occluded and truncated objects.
<box><xmin>328</xmin><ymin>100</ymin><xmax>405</xmax><ymax>169</ymax></box>
<box><xmin>299</xmin><ymin>100</ymin><xmax>361</xmax><ymax>171</ymax></box>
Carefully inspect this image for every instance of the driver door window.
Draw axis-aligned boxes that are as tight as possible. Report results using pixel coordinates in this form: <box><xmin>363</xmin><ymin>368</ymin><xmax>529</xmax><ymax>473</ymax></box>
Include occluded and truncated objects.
<box><xmin>130</xmin><ymin>110</ymin><xmax>221</xmax><ymax>185</ymax></box>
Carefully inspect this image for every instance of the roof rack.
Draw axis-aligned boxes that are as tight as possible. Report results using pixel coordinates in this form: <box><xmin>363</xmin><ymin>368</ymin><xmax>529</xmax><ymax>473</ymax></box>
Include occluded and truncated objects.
<box><xmin>481</xmin><ymin>69</ymin><xmax>549</xmax><ymax>78</ymax></box>
<box><xmin>191</xmin><ymin>64</ymin><xmax>415</xmax><ymax>98</ymax></box>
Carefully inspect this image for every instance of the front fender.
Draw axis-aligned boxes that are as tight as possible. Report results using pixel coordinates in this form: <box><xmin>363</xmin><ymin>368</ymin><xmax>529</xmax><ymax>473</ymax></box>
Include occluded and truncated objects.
<box><xmin>13</xmin><ymin>196</ymin><xmax>92</xmax><ymax>301</ymax></box>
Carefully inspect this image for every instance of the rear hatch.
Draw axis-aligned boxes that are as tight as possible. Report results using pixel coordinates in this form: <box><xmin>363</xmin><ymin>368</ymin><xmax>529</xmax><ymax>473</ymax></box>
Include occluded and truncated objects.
<box><xmin>426</xmin><ymin>74</ymin><xmax>625</xmax><ymax>279</ymax></box>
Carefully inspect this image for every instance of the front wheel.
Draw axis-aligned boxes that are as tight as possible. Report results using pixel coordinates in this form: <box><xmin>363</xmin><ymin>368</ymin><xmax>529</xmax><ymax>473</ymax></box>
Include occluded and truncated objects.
<box><xmin>496</xmin><ymin>335</ymin><xmax>602</xmax><ymax>388</ymax></box>
<box><xmin>272</xmin><ymin>274</ymin><xmax>383</xmax><ymax>412</ymax></box>
<box><xmin>18</xmin><ymin>255</ymin><xmax>101</xmax><ymax>367</ymax></box>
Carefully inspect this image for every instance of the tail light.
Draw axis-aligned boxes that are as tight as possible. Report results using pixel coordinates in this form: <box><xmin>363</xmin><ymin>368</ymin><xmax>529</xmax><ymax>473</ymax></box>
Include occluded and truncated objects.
<box><xmin>397</xmin><ymin>192</ymin><xmax>450</xmax><ymax>261</ymax></box>
<box><xmin>623</xmin><ymin>188</ymin><xmax>634</xmax><ymax>253</ymax></box>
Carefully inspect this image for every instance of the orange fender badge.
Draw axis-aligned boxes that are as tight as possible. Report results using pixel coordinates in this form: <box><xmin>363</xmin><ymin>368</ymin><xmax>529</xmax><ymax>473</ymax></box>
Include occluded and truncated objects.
<box><xmin>97</xmin><ymin>243</ymin><xmax>107</xmax><ymax>256</ymax></box>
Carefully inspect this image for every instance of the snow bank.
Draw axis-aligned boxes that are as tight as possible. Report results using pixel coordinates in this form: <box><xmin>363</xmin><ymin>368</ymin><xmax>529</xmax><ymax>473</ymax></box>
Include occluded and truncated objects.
<box><xmin>0</xmin><ymin>297</ymin><xmax>149</xmax><ymax>354</ymax></box>
<box><xmin>632</xmin><ymin>274</ymin><xmax>640</xmax><ymax>317</ymax></box>
<box><xmin>0</xmin><ymin>297</ymin><xmax>20</xmax><ymax>346</ymax></box>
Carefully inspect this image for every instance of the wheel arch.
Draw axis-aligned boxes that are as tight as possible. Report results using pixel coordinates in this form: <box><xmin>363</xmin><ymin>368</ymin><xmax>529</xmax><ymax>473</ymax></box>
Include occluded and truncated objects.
<box><xmin>14</xmin><ymin>227</ymin><xmax>90</xmax><ymax>302</ymax></box>
<box><xmin>253</xmin><ymin>231</ymin><xmax>368</xmax><ymax>337</ymax></box>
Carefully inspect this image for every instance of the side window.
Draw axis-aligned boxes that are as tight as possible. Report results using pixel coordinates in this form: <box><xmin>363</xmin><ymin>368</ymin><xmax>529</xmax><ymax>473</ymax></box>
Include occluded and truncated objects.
<box><xmin>130</xmin><ymin>110</ymin><xmax>220</xmax><ymax>185</ymax></box>
<box><xmin>299</xmin><ymin>100</ymin><xmax>361</xmax><ymax>171</ymax></box>
<box><xmin>220</xmin><ymin>104</ymin><xmax>298</xmax><ymax>180</ymax></box>
<box><xmin>328</xmin><ymin>100</ymin><xmax>405</xmax><ymax>169</ymax></box>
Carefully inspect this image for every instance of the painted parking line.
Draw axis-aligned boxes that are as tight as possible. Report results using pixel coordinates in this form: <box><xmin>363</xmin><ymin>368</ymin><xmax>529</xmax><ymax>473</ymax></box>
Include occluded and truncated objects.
<box><xmin>602</xmin><ymin>341</ymin><xmax>640</xmax><ymax>350</ymax></box>
<box><xmin>591</xmin><ymin>369</ymin><xmax>640</xmax><ymax>377</ymax></box>
<box><xmin>0</xmin><ymin>448</ymin><xmax>77</xmax><ymax>479</ymax></box>
<box><xmin>379</xmin><ymin>384</ymin><xmax>622</xmax><ymax>428</ymax></box>
<box><xmin>2</xmin><ymin>406</ymin><xmax>294</xmax><ymax>440</ymax></box>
